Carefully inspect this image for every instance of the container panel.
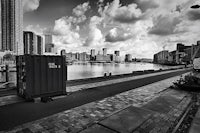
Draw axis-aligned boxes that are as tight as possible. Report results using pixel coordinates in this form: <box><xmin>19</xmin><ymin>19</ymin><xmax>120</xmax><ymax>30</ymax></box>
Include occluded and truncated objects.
<box><xmin>16</xmin><ymin>55</ymin><xmax>66</xmax><ymax>99</ymax></box>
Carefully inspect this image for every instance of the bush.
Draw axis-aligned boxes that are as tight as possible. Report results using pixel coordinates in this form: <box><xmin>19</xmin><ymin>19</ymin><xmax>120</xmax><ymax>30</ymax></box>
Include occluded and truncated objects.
<box><xmin>173</xmin><ymin>74</ymin><xmax>200</xmax><ymax>92</ymax></box>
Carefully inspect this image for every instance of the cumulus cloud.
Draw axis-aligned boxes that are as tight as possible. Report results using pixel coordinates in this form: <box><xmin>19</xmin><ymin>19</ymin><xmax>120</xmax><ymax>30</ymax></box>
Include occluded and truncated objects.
<box><xmin>73</xmin><ymin>2</ymin><xmax>90</xmax><ymax>17</ymax></box>
<box><xmin>23</xmin><ymin>0</ymin><xmax>40</xmax><ymax>13</ymax></box>
<box><xmin>187</xmin><ymin>10</ymin><xmax>200</xmax><ymax>21</ymax></box>
<box><xmin>84</xmin><ymin>16</ymin><xmax>104</xmax><ymax>47</ymax></box>
<box><xmin>134</xmin><ymin>0</ymin><xmax>158</xmax><ymax>12</ymax></box>
<box><xmin>105</xmin><ymin>28</ymin><xmax>132</xmax><ymax>42</ymax></box>
<box><xmin>51</xmin><ymin>2</ymin><xmax>91</xmax><ymax>49</ymax></box>
<box><xmin>53</xmin><ymin>17</ymin><xmax>80</xmax><ymax>44</ymax></box>
<box><xmin>100</xmin><ymin>0</ymin><xmax>143</xmax><ymax>23</ymax></box>
<box><xmin>149</xmin><ymin>15</ymin><xmax>181</xmax><ymax>36</ymax></box>
<box><xmin>72</xmin><ymin>2</ymin><xmax>91</xmax><ymax>23</ymax></box>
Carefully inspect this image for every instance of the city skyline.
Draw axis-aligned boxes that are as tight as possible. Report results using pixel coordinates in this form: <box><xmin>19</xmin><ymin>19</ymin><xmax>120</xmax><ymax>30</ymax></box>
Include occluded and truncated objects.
<box><xmin>23</xmin><ymin>0</ymin><xmax>200</xmax><ymax>58</ymax></box>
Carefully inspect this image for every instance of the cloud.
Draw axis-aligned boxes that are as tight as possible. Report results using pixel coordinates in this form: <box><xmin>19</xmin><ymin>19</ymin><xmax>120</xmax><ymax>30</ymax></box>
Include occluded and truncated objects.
<box><xmin>134</xmin><ymin>0</ymin><xmax>159</xmax><ymax>12</ymax></box>
<box><xmin>100</xmin><ymin>0</ymin><xmax>143</xmax><ymax>23</ymax></box>
<box><xmin>105</xmin><ymin>28</ymin><xmax>133</xmax><ymax>42</ymax></box>
<box><xmin>23</xmin><ymin>0</ymin><xmax>40</xmax><ymax>13</ymax></box>
<box><xmin>84</xmin><ymin>16</ymin><xmax>104</xmax><ymax>47</ymax></box>
<box><xmin>187</xmin><ymin>10</ymin><xmax>200</xmax><ymax>21</ymax></box>
<box><xmin>71</xmin><ymin>2</ymin><xmax>91</xmax><ymax>23</ymax></box>
<box><xmin>149</xmin><ymin>15</ymin><xmax>181</xmax><ymax>36</ymax></box>
<box><xmin>72</xmin><ymin>2</ymin><xmax>90</xmax><ymax>17</ymax></box>
<box><xmin>53</xmin><ymin>17</ymin><xmax>80</xmax><ymax>44</ymax></box>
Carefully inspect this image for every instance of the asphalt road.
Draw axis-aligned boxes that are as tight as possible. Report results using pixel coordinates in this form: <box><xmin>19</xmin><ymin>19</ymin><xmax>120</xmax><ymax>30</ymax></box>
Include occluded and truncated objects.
<box><xmin>0</xmin><ymin>68</ymin><xmax>191</xmax><ymax>131</ymax></box>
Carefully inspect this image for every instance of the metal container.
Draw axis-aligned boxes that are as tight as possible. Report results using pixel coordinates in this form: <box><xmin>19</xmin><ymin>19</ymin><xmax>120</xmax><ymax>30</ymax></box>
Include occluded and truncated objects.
<box><xmin>16</xmin><ymin>55</ymin><xmax>67</xmax><ymax>100</ymax></box>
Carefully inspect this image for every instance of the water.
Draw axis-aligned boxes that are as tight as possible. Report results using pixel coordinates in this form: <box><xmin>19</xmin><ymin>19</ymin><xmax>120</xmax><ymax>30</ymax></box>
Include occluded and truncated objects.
<box><xmin>67</xmin><ymin>62</ymin><xmax>179</xmax><ymax>80</ymax></box>
<box><xmin>0</xmin><ymin>62</ymin><xmax>182</xmax><ymax>83</ymax></box>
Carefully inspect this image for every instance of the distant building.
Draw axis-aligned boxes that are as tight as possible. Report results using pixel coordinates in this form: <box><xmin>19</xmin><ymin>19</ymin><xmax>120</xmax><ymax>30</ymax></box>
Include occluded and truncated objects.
<box><xmin>79</xmin><ymin>52</ymin><xmax>87</xmax><ymax>61</ymax></box>
<box><xmin>45</xmin><ymin>34</ymin><xmax>52</xmax><ymax>45</ymax></box>
<box><xmin>75</xmin><ymin>52</ymin><xmax>80</xmax><ymax>60</ymax></box>
<box><xmin>114</xmin><ymin>51</ymin><xmax>120</xmax><ymax>62</ymax></box>
<box><xmin>90</xmin><ymin>49</ymin><xmax>95</xmax><ymax>61</ymax></box>
<box><xmin>125</xmin><ymin>54</ymin><xmax>132</xmax><ymax>62</ymax></box>
<box><xmin>154</xmin><ymin>42</ymin><xmax>200</xmax><ymax>65</ymax></box>
<box><xmin>37</xmin><ymin>35</ymin><xmax>43</xmax><ymax>55</ymax></box>
<box><xmin>192</xmin><ymin>41</ymin><xmax>200</xmax><ymax>58</ymax></box>
<box><xmin>153</xmin><ymin>50</ymin><xmax>169</xmax><ymax>64</ymax></box>
<box><xmin>96</xmin><ymin>54</ymin><xmax>111</xmax><ymax>62</ymax></box>
<box><xmin>103</xmin><ymin>48</ymin><xmax>107</xmax><ymax>56</ymax></box>
<box><xmin>168</xmin><ymin>51</ymin><xmax>176</xmax><ymax>64</ymax></box>
<box><xmin>24</xmin><ymin>31</ymin><xmax>37</xmax><ymax>55</ymax></box>
<box><xmin>45</xmin><ymin>43</ymin><xmax>55</xmax><ymax>53</ymax></box>
<box><xmin>114</xmin><ymin>51</ymin><xmax>120</xmax><ymax>56</ymax></box>
<box><xmin>110</xmin><ymin>54</ymin><xmax>116</xmax><ymax>62</ymax></box>
<box><xmin>1</xmin><ymin>0</ymin><xmax>23</xmax><ymax>55</ymax></box>
<box><xmin>45</xmin><ymin>34</ymin><xmax>53</xmax><ymax>52</ymax></box>
<box><xmin>175</xmin><ymin>43</ymin><xmax>193</xmax><ymax>64</ymax></box>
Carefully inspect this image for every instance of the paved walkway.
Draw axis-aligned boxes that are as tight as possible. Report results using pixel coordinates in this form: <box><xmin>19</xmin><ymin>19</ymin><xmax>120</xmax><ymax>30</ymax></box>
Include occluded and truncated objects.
<box><xmin>0</xmin><ymin>68</ymin><xmax>190</xmax><ymax>107</ymax></box>
<box><xmin>189</xmin><ymin>102</ymin><xmax>200</xmax><ymax>133</ymax></box>
<box><xmin>3</xmin><ymin>73</ymin><xmax>190</xmax><ymax>133</ymax></box>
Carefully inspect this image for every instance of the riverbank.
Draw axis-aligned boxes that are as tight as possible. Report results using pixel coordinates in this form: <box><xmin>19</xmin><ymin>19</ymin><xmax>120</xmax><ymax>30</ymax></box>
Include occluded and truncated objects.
<box><xmin>0</xmin><ymin>68</ymin><xmax>192</xmax><ymax>131</ymax></box>
<box><xmin>0</xmin><ymin>66</ymin><xmax>189</xmax><ymax>95</ymax></box>
<box><xmin>0</xmin><ymin>70</ymin><xmax>196</xmax><ymax>132</ymax></box>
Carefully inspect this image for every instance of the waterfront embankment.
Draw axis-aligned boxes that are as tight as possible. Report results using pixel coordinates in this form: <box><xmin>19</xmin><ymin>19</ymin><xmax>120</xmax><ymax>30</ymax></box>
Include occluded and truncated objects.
<box><xmin>0</xmin><ymin>67</ymin><xmax>192</xmax><ymax>132</ymax></box>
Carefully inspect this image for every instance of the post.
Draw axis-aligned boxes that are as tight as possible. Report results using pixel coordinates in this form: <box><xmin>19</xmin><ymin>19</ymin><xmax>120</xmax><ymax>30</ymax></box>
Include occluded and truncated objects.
<box><xmin>5</xmin><ymin>64</ymin><xmax>9</xmax><ymax>82</ymax></box>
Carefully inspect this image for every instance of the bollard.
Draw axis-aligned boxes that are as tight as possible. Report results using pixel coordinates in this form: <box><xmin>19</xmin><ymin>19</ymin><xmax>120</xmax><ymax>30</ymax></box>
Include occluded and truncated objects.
<box><xmin>104</xmin><ymin>73</ymin><xmax>107</xmax><ymax>77</ymax></box>
<box><xmin>5</xmin><ymin>65</ymin><xmax>9</xmax><ymax>82</ymax></box>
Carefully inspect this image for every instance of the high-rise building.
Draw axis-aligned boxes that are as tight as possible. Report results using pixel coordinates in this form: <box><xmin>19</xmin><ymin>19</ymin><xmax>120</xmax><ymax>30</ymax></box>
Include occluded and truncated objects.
<box><xmin>1</xmin><ymin>0</ymin><xmax>23</xmax><ymax>55</ymax></box>
<box><xmin>103</xmin><ymin>48</ymin><xmax>107</xmax><ymax>56</ymax></box>
<box><xmin>37</xmin><ymin>35</ymin><xmax>43</xmax><ymax>55</ymax></box>
<box><xmin>91</xmin><ymin>49</ymin><xmax>95</xmax><ymax>57</ymax></box>
<box><xmin>45</xmin><ymin>34</ymin><xmax>53</xmax><ymax>52</ymax></box>
<box><xmin>24</xmin><ymin>31</ymin><xmax>37</xmax><ymax>55</ymax></box>
<box><xmin>90</xmin><ymin>49</ymin><xmax>95</xmax><ymax>61</ymax></box>
<box><xmin>45</xmin><ymin>34</ymin><xmax>52</xmax><ymax>44</ymax></box>
<box><xmin>0</xmin><ymin>0</ymin><xmax>1</xmax><ymax>50</ymax></box>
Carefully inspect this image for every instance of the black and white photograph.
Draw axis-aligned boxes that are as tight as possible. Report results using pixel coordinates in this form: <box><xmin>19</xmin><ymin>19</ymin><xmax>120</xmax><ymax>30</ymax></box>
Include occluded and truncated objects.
<box><xmin>0</xmin><ymin>0</ymin><xmax>200</xmax><ymax>132</ymax></box>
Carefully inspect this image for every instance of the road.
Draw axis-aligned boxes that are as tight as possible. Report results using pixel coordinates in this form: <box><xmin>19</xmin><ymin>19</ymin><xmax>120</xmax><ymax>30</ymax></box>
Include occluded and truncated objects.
<box><xmin>0</xmin><ymin>68</ymin><xmax>191</xmax><ymax>131</ymax></box>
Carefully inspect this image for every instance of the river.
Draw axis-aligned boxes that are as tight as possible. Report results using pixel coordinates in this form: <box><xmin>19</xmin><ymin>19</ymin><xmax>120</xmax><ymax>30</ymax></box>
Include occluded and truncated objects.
<box><xmin>0</xmin><ymin>62</ymin><xmax>183</xmax><ymax>83</ymax></box>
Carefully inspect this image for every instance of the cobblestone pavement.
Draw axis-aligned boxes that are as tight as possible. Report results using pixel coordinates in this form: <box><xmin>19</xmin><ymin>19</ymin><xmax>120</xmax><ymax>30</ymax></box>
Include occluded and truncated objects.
<box><xmin>3</xmin><ymin>73</ymin><xmax>190</xmax><ymax>133</ymax></box>
<box><xmin>0</xmin><ymin>69</ymin><xmax>190</xmax><ymax>107</ymax></box>
<box><xmin>189</xmin><ymin>103</ymin><xmax>200</xmax><ymax>133</ymax></box>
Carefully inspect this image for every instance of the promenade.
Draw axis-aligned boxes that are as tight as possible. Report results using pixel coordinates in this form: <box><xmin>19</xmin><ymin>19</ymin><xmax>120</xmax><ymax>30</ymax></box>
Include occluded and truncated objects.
<box><xmin>1</xmin><ymin>72</ymin><xmax>193</xmax><ymax>133</ymax></box>
<box><xmin>0</xmin><ymin>68</ymin><xmax>195</xmax><ymax>132</ymax></box>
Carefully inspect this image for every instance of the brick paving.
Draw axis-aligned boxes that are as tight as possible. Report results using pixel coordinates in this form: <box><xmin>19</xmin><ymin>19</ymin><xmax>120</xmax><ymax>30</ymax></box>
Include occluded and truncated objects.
<box><xmin>2</xmin><ymin>73</ymin><xmax>190</xmax><ymax>133</ymax></box>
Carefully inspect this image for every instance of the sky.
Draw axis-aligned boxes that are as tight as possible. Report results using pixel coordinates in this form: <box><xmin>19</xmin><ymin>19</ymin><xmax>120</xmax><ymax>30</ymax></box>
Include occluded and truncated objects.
<box><xmin>23</xmin><ymin>0</ymin><xmax>200</xmax><ymax>58</ymax></box>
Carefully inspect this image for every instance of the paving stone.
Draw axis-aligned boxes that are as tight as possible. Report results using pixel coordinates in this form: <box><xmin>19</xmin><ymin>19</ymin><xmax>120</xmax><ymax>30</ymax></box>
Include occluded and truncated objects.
<box><xmin>79</xmin><ymin>124</ymin><xmax>117</xmax><ymax>133</ymax></box>
<box><xmin>4</xmin><ymin>73</ymin><xmax>190</xmax><ymax>133</ymax></box>
<box><xmin>189</xmin><ymin>107</ymin><xmax>200</xmax><ymax>133</ymax></box>
<box><xmin>99</xmin><ymin>106</ymin><xmax>153</xmax><ymax>133</ymax></box>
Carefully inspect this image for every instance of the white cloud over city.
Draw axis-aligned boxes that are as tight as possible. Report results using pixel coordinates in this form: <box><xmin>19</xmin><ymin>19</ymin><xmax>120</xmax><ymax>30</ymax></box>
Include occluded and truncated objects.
<box><xmin>24</xmin><ymin>0</ymin><xmax>200</xmax><ymax>58</ymax></box>
<box><xmin>23</xmin><ymin>0</ymin><xmax>40</xmax><ymax>13</ymax></box>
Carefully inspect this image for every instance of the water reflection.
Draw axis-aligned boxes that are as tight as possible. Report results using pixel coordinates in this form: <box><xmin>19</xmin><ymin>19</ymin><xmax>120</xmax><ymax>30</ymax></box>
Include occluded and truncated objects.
<box><xmin>67</xmin><ymin>62</ymin><xmax>177</xmax><ymax>80</ymax></box>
